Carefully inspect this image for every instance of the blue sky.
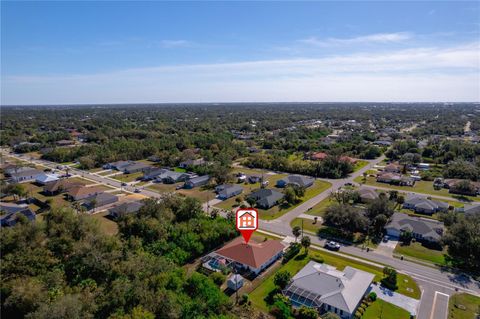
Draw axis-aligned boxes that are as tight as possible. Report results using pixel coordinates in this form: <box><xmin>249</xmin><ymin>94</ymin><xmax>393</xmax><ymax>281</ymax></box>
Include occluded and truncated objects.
<box><xmin>1</xmin><ymin>1</ymin><xmax>479</xmax><ymax>104</ymax></box>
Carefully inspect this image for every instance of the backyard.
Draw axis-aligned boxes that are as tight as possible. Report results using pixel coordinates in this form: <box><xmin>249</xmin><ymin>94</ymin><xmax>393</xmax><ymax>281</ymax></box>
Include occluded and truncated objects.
<box><xmin>91</xmin><ymin>211</ymin><xmax>119</xmax><ymax>236</ymax></box>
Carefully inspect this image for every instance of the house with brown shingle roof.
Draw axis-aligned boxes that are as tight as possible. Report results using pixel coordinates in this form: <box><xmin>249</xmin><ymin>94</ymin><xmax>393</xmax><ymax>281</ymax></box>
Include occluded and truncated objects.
<box><xmin>43</xmin><ymin>179</ymin><xmax>84</xmax><ymax>195</ymax></box>
<box><xmin>211</xmin><ymin>237</ymin><xmax>285</xmax><ymax>275</ymax></box>
<box><xmin>67</xmin><ymin>185</ymin><xmax>104</xmax><ymax>201</ymax></box>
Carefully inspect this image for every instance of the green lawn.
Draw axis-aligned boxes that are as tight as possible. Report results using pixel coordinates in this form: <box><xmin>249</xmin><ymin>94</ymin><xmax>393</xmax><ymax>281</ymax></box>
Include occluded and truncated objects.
<box><xmin>354</xmin><ymin>160</ymin><xmax>370</xmax><ymax>172</ymax></box>
<box><xmin>174</xmin><ymin>167</ymin><xmax>187</xmax><ymax>173</ymax></box>
<box><xmin>361</xmin><ymin>299</ymin><xmax>411</xmax><ymax>319</ymax></box>
<box><xmin>147</xmin><ymin>183</ymin><xmax>179</xmax><ymax>193</ymax></box>
<box><xmin>214</xmin><ymin>179</ymin><xmax>331</xmax><ymax>220</ymax></box>
<box><xmin>304</xmin><ymin>197</ymin><xmax>333</xmax><ymax>216</ymax></box>
<box><xmin>394</xmin><ymin>242</ymin><xmax>448</xmax><ymax>266</ymax></box>
<box><xmin>257</xmin><ymin>180</ymin><xmax>331</xmax><ymax>220</ymax></box>
<box><xmin>448</xmin><ymin>293</ymin><xmax>480</xmax><ymax>319</ymax></box>
<box><xmin>290</xmin><ymin>218</ymin><xmax>323</xmax><ymax>233</ymax></box>
<box><xmin>177</xmin><ymin>187</ymin><xmax>217</xmax><ymax>203</ymax></box>
<box><xmin>112</xmin><ymin>171</ymin><xmax>144</xmax><ymax>183</ymax></box>
<box><xmin>355</xmin><ymin>176</ymin><xmax>480</xmax><ymax>202</ymax></box>
<box><xmin>250</xmin><ymin>247</ymin><xmax>421</xmax><ymax>312</ymax></box>
<box><xmin>92</xmin><ymin>211</ymin><xmax>118</xmax><ymax>236</ymax></box>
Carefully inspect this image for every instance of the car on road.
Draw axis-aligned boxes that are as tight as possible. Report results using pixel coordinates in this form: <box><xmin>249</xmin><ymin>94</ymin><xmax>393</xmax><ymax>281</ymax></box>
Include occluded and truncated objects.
<box><xmin>134</xmin><ymin>188</ymin><xmax>141</xmax><ymax>193</ymax></box>
<box><xmin>324</xmin><ymin>241</ymin><xmax>341</xmax><ymax>251</ymax></box>
<box><xmin>121</xmin><ymin>182</ymin><xmax>127</xmax><ymax>186</ymax></box>
<box><xmin>383</xmin><ymin>235</ymin><xmax>389</xmax><ymax>242</ymax></box>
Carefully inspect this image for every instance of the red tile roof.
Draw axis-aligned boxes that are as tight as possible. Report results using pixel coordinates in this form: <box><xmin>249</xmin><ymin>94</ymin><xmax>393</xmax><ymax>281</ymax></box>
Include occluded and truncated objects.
<box><xmin>214</xmin><ymin>237</ymin><xmax>285</xmax><ymax>269</ymax></box>
<box><xmin>311</xmin><ymin>152</ymin><xmax>328</xmax><ymax>160</ymax></box>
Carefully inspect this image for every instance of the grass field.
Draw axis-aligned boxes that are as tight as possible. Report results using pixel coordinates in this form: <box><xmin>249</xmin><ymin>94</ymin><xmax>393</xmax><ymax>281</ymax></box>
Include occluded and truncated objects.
<box><xmin>92</xmin><ymin>211</ymin><xmax>118</xmax><ymax>235</ymax></box>
<box><xmin>112</xmin><ymin>171</ymin><xmax>144</xmax><ymax>183</ymax></box>
<box><xmin>304</xmin><ymin>197</ymin><xmax>333</xmax><ymax>216</ymax></box>
<box><xmin>355</xmin><ymin>176</ymin><xmax>480</xmax><ymax>202</ymax></box>
<box><xmin>250</xmin><ymin>247</ymin><xmax>421</xmax><ymax>312</ymax></box>
<box><xmin>177</xmin><ymin>187</ymin><xmax>216</xmax><ymax>203</ymax></box>
<box><xmin>394</xmin><ymin>242</ymin><xmax>448</xmax><ymax>266</ymax></box>
<box><xmin>290</xmin><ymin>217</ymin><xmax>323</xmax><ymax>233</ymax></box>
<box><xmin>448</xmin><ymin>293</ymin><xmax>480</xmax><ymax>319</ymax></box>
<box><xmin>361</xmin><ymin>299</ymin><xmax>411</xmax><ymax>319</ymax></box>
<box><xmin>354</xmin><ymin>160</ymin><xmax>370</xmax><ymax>172</ymax></box>
<box><xmin>147</xmin><ymin>182</ymin><xmax>179</xmax><ymax>193</ymax></box>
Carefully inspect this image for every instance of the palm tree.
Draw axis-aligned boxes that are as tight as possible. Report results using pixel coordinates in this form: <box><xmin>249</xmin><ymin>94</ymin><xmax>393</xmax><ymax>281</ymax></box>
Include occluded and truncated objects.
<box><xmin>301</xmin><ymin>236</ymin><xmax>311</xmax><ymax>254</ymax></box>
<box><xmin>292</xmin><ymin>226</ymin><xmax>301</xmax><ymax>243</ymax></box>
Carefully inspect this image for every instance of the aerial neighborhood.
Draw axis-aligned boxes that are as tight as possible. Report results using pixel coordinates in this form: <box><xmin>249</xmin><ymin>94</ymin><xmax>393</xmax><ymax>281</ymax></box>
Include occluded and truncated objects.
<box><xmin>1</xmin><ymin>104</ymin><xmax>480</xmax><ymax>319</ymax></box>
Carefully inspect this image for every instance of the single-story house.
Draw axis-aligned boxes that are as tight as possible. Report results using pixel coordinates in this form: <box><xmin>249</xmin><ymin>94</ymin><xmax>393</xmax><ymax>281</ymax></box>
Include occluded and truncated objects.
<box><xmin>247</xmin><ymin>189</ymin><xmax>284</xmax><ymax>209</ymax></box>
<box><xmin>248</xmin><ymin>175</ymin><xmax>262</xmax><ymax>184</ymax></box>
<box><xmin>276</xmin><ymin>175</ymin><xmax>314</xmax><ymax>189</ymax></box>
<box><xmin>357</xmin><ymin>187</ymin><xmax>379</xmax><ymax>203</ymax></box>
<box><xmin>443</xmin><ymin>179</ymin><xmax>480</xmax><ymax>196</ymax></box>
<box><xmin>216</xmin><ymin>184</ymin><xmax>243</xmax><ymax>200</ymax></box>
<box><xmin>373</xmin><ymin>140</ymin><xmax>392</xmax><ymax>146</ymax></box>
<box><xmin>108</xmin><ymin>200</ymin><xmax>145</xmax><ymax>219</ymax></box>
<box><xmin>456</xmin><ymin>203</ymin><xmax>480</xmax><ymax>216</ymax></box>
<box><xmin>122</xmin><ymin>162</ymin><xmax>152</xmax><ymax>174</ymax></box>
<box><xmin>376</xmin><ymin>173</ymin><xmax>415</xmax><ymax>186</ymax></box>
<box><xmin>283</xmin><ymin>261</ymin><xmax>375</xmax><ymax>319</ymax></box>
<box><xmin>311</xmin><ymin>152</ymin><xmax>328</xmax><ymax>161</ymax></box>
<box><xmin>385</xmin><ymin>212</ymin><xmax>444</xmax><ymax>243</ymax></box>
<box><xmin>35</xmin><ymin>173</ymin><xmax>60</xmax><ymax>185</ymax></box>
<box><xmin>179</xmin><ymin>158</ymin><xmax>206</xmax><ymax>169</ymax></box>
<box><xmin>0</xmin><ymin>202</ymin><xmax>36</xmax><ymax>227</ymax></box>
<box><xmin>67</xmin><ymin>186</ymin><xmax>104</xmax><ymax>201</ymax></box>
<box><xmin>383</xmin><ymin>163</ymin><xmax>403</xmax><ymax>173</ymax></box>
<box><xmin>212</xmin><ymin>237</ymin><xmax>285</xmax><ymax>275</ymax></box>
<box><xmin>43</xmin><ymin>179</ymin><xmax>83</xmax><ymax>195</ymax></box>
<box><xmin>339</xmin><ymin>156</ymin><xmax>358</xmax><ymax>164</ymax></box>
<box><xmin>184</xmin><ymin>175</ymin><xmax>210</xmax><ymax>189</ymax></box>
<box><xmin>157</xmin><ymin>170</ymin><xmax>192</xmax><ymax>184</ymax></box>
<box><xmin>9</xmin><ymin>168</ymin><xmax>44</xmax><ymax>183</ymax></box>
<box><xmin>103</xmin><ymin>161</ymin><xmax>133</xmax><ymax>170</ymax></box>
<box><xmin>403</xmin><ymin>195</ymin><xmax>449</xmax><ymax>215</ymax></box>
<box><xmin>80</xmin><ymin>192</ymin><xmax>118</xmax><ymax>210</ymax></box>
<box><xmin>142</xmin><ymin>168</ymin><xmax>167</xmax><ymax>181</ymax></box>
<box><xmin>227</xmin><ymin>274</ymin><xmax>245</xmax><ymax>291</ymax></box>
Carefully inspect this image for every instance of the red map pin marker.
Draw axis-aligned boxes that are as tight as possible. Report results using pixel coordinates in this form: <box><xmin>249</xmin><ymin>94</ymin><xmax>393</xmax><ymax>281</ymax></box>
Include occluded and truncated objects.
<box><xmin>236</xmin><ymin>208</ymin><xmax>258</xmax><ymax>244</ymax></box>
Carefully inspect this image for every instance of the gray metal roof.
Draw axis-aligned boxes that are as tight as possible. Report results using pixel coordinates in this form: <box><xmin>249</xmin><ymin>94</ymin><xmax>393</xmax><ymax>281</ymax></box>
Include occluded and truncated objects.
<box><xmin>278</xmin><ymin>175</ymin><xmax>314</xmax><ymax>188</ymax></box>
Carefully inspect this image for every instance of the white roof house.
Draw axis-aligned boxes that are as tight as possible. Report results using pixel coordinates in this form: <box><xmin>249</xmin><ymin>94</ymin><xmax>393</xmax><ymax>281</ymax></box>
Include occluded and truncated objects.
<box><xmin>283</xmin><ymin>261</ymin><xmax>375</xmax><ymax>319</ymax></box>
<box><xmin>35</xmin><ymin>173</ymin><xmax>60</xmax><ymax>185</ymax></box>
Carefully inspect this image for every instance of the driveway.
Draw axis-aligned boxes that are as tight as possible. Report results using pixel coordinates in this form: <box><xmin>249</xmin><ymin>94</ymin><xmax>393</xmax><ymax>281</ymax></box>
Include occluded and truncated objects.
<box><xmin>376</xmin><ymin>238</ymin><xmax>399</xmax><ymax>257</ymax></box>
<box><xmin>368</xmin><ymin>284</ymin><xmax>420</xmax><ymax>316</ymax></box>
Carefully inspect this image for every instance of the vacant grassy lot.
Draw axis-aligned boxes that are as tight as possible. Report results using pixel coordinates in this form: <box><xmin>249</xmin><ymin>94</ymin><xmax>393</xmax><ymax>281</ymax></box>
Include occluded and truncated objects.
<box><xmin>290</xmin><ymin>217</ymin><xmax>322</xmax><ymax>233</ymax></box>
<box><xmin>394</xmin><ymin>242</ymin><xmax>447</xmax><ymax>266</ymax></box>
<box><xmin>355</xmin><ymin>176</ymin><xmax>480</xmax><ymax>202</ymax></box>
<box><xmin>354</xmin><ymin>160</ymin><xmax>370</xmax><ymax>172</ymax></box>
<box><xmin>448</xmin><ymin>293</ymin><xmax>480</xmax><ymax>319</ymax></box>
<box><xmin>361</xmin><ymin>299</ymin><xmax>410</xmax><ymax>319</ymax></box>
<box><xmin>250</xmin><ymin>247</ymin><xmax>421</xmax><ymax>312</ymax></box>
<box><xmin>112</xmin><ymin>171</ymin><xmax>144</xmax><ymax>183</ymax></box>
<box><xmin>147</xmin><ymin>182</ymin><xmax>179</xmax><ymax>194</ymax></box>
<box><xmin>304</xmin><ymin>197</ymin><xmax>333</xmax><ymax>216</ymax></box>
<box><xmin>92</xmin><ymin>211</ymin><xmax>118</xmax><ymax>236</ymax></box>
<box><xmin>177</xmin><ymin>187</ymin><xmax>216</xmax><ymax>203</ymax></box>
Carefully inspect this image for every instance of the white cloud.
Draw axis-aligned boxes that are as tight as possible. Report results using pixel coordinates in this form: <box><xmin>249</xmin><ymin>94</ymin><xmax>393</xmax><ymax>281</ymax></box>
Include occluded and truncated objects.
<box><xmin>299</xmin><ymin>32</ymin><xmax>412</xmax><ymax>47</ymax></box>
<box><xmin>159</xmin><ymin>40</ymin><xmax>192</xmax><ymax>48</ymax></box>
<box><xmin>2</xmin><ymin>42</ymin><xmax>479</xmax><ymax>104</ymax></box>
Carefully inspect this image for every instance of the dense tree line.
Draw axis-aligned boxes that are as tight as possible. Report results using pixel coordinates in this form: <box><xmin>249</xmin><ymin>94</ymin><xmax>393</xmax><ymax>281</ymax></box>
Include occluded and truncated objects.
<box><xmin>244</xmin><ymin>154</ymin><xmax>353</xmax><ymax>179</ymax></box>
<box><xmin>1</xmin><ymin>195</ymin><xmax>239</xmax><ymax>318</ymax></box>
